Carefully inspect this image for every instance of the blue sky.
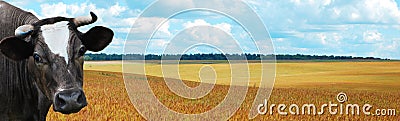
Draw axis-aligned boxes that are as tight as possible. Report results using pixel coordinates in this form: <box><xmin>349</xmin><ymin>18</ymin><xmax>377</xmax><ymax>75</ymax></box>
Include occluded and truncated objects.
<box><xmin>4</xmin><ymin>0</ymin><xmax>400</xmax><ymax>59</ymax></box>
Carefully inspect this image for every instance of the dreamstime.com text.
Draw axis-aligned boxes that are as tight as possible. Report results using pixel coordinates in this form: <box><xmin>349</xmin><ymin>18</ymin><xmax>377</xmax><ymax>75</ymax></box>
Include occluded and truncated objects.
<box><xmin>258</xmin><ymin>92</ymin><xmax>396</xmax><ymax>116</ymax></box>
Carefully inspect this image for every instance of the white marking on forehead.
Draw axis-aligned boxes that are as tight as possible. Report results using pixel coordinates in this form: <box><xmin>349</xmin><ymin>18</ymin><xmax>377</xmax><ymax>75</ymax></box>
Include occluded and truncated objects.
<box><xmin>41</xmin><ymin>21</ymin><xmax>70</xmax><ymax>64</ymax></box>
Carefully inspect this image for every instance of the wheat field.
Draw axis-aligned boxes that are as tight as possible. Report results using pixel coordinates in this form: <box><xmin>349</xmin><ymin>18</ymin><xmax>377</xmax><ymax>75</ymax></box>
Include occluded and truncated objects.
<box><xmin>46</xmin><ymin>61</ymin><xmax>400</xmax><ymax>120</ymax></box>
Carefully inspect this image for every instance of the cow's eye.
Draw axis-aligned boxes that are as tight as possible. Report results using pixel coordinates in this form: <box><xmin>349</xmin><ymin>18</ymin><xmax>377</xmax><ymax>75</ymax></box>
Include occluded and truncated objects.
<box><xmin>33</xmin><ymin>53</ymin><xmax>42</xmax><ymax>63</ymax></box>
<box><xmin>78</xmin><ymin>46</ymin><xmax>86</xmax><ymax>56</ymax></box>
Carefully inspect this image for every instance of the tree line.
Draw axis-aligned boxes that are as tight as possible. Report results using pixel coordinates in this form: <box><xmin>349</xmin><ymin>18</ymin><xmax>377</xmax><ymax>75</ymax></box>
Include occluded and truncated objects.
<box><xmin>84</xmin><ymin>53</ymin><xmax>388</xmax><ymax>61</ymax></box>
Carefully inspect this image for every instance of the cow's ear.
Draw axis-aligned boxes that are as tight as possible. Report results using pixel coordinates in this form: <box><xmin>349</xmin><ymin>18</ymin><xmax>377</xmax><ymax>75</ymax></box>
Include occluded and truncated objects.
<box><xmin>82</xmin><ymin>26</ymin><xmax>113</xmax><ymax>52</ymax></box>
<box><xmin>0</xmin><ymin>37</ymin><xmax>34</xmax><ymax>61</ymax></box>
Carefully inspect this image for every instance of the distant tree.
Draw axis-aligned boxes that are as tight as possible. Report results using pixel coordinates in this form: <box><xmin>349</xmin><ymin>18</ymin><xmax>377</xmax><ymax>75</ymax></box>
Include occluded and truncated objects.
<box><xmin>84</xmin><ymin>55</ymin><xmax>92</xmax><ymax>61</ymax></box>
<box><xmin>84</xmin><ymin>53</ymin><xmax>386</xmax><ymax>61</ymax></box>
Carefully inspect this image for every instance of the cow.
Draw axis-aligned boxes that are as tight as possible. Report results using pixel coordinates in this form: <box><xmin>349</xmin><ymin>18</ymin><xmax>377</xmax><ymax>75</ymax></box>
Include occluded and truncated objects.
<box><xmin>0</xmin><ymin>1</ymin><xmax>113</xmax><ymax>120</ymax></box>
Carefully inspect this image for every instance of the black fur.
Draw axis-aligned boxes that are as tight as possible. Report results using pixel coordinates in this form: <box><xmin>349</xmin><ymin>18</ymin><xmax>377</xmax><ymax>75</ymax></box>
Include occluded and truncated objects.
<box><xmin>82</xmin><ymin>26</ymin><xmax>114</xmax><ymax>52</ymax></box>
<box><xmin>0</xmin><ymin>37</ymin><xmax>34</xmax><ymax>60</ymax></box>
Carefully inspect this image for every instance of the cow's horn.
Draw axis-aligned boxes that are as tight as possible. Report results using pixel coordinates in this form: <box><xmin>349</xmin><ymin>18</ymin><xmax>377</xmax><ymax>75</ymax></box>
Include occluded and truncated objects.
<box><xmin>73</xmin><ymin>12</ymin><xmax>98</xmax><ymax>27</ymax></box>
<box><xmin>15</xmin><ymin>25</ymin><xmax>34</xmax><ymax>38</ymax></box>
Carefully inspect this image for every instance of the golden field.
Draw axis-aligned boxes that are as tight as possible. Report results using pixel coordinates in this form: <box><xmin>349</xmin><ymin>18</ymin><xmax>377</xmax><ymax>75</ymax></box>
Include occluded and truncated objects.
<box><xmin>46</xmin><ymin>61</ymin><xmax>400</xmax><ymax>120</ymax></box>
<box><xmin>85</xmin><ymin>61</ymin><xmax>400</xmax><ymax>90</ymax></box>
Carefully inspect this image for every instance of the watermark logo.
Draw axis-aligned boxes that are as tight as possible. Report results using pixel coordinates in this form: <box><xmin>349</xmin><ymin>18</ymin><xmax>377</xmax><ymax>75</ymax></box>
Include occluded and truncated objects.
<box><xmin>336</xmin><ymin>92</ymin><xmax>347</xmax><ymax>103</ymax></box>
<box><xmin>122</xmin><ymin>0</ymin><xmax>275</xmax><ymax>120</ymax></box>
<box><xmin>257</xmin><ymin>92</ymin><xmax>396</xmax><ymax>116</ymax></box>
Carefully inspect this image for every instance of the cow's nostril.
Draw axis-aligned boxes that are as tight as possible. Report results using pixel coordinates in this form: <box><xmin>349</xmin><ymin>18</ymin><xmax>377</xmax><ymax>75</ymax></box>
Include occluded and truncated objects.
<box><xmin>54</xmin><ymin>89</ymin><xmax>87</xmax><ymax>114</ymax></box>
<box><xmin>77</xmin><ymin>91</ymin><xmax>84</xmax><ymax>103</ymax></box>
<box><xmin>76</xmin><ymin>90</ymin><xmax>87</xmax><ymax>107</ymax></box>
<box><xmin>56</xmin><ymin>94</ymin><xmax>66</xmax><ymax>108</ymax></box>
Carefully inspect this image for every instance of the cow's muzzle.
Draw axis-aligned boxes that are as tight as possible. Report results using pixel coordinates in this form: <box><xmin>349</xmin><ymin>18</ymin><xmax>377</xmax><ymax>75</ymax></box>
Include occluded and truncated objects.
<box><xmin>53</xmin><ymin>89</ymin><xmax>87</xmax><ymax>114</ymax></box>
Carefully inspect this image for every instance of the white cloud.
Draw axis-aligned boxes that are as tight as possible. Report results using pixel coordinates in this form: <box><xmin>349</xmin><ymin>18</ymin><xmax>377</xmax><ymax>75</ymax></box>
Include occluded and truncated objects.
<box><xmin>256</xmin><ymin>0</ymin><xmax>400</xmax><ymax>27</ymax></box>
<box><xmin>109</xmin><ymin>3</ymin><xmax>127</xmax><ymax>16</ymax></box>
<box><xmin>110</xmin><ymin>37</ymin><xmax>125</xmax><ymax>46</ymax></box>
<box><xmin>183</xmin><ymin>19</ymin><xmax>210</xmax><ymax>28</ymax></box>
<box><xmin>39</xmin><ymin>2</ymin><xmax>99</xmax><ymax>18</ymax></box>
<box><xmin>319</xmin><ymin>33</ymin><xmax>342</xmax><ymax>46</ymax></box>
<box><xmin>215</xmin><ymin>23</ymin><xmax>232</xmax><ymax>34</ymax></box>
<box><xmin>183</xmin><ymin>19</ymin><xmax>232</xmax><ymax>34</ymax></box>
<box><xmin>11</xmin><ymin>0</ymin><xmax>400</xmax><ymax>58</ymax></box>
<box><xmin>368</xmin><ymin>38</ymin><xmax>400</xmax><ymax>58</ymax></box>
<box><xmin>317</xmin><ymin>33</ymin><xmax>327</xmax><ymax>45</ymax></box>
<box><xmin>149</xmin><ymin>39</ymin><xmax>169</xmax><ymax>49</ymax></box>
<box><xmin>362</xmin><ymin>0</ymin><xmax>400</xmax><ymax>23</ymax></box>
<box><xmin>6</xmin><ymin>0</ymin><xmax>33</xmax><ymax>7</ymax></box>
<box><xmin>327</xmin><ymin>0</ymin><xmax>400</xmax><ymax>24</ymax></box>
<box><xmin>165</xmin><ymin>26</ymin><xmax>241</xmax><ymax>54</ymax></box>
<box><xmin>40</xmin><ymin>2</ymin><xmax>69</xmax><ymax>17</ymax></box>
<box><xmin>363</xmin><ymin>30</ymin><xmax>383</xmax><ymax>43</ymax></box>
<box><xmin>37</xmin><ymin>2</ymin><xmax>139</xmax><ymax>35</ymax></box>
<box><xmin>128</xmin><ymin>17</ymin><xmax>172</xmax><ymax>39</ymax></box>
<box><xmin>157</xmin><ymin>21</ymin><xmax>171</xmax><ymax>37</ymax></box>
<box><xmin>38</xmin><ymin>2</ymin><xmax>104</xmax><ymax>19</ymax></box>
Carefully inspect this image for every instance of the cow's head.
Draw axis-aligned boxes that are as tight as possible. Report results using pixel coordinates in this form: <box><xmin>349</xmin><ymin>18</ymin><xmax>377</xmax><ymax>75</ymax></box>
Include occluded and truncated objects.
<box><xmin>0</xmin><ymin>12</ymin><xmax>113</xmax><ymax>114</ymax></box>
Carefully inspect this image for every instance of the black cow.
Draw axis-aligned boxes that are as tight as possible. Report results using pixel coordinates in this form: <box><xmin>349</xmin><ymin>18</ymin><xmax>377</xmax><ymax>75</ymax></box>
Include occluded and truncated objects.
<box><xmin>0</xmin><ymin>1</ymin><xmax>113</xmax><ymax>120</ymax></box>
